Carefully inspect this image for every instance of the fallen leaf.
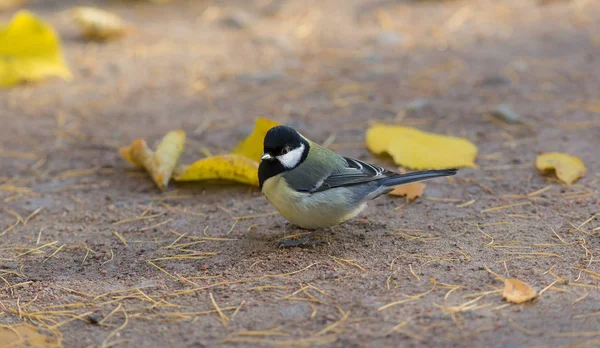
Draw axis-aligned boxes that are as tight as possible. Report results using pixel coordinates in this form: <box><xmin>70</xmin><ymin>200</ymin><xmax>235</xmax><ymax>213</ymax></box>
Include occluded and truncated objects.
<box><xmin>119</xmin><ymin>130</ymin><xmax>185</xmax><ymax>190</ymax></box>
<box><xmin>0</xmin><ymin>10</ymin><xmax>71</xmax><ymax>87</ymax></box>
<box><xmin>502</xmin><ymin>278</ymin><xmax>537</xmax><ymax>304</ymax></box>
<box><xmin>388</xmin><ymin>182</ymin><xmax>426</xmax><ymax>201</ymax></box>
<box><xmin>366</xmin><ymin>124</ymin><xmax>477</xmax><ymax>169</ymax></box>
<box><xmin>172</xmin><ymin>117</ymin><xmax>279</xmax><ymax>186</ymax></box>
<box><xmin>119</xmin><ymin>118</ymin><xmax>278</xmax><ymax>189</ymax></box>
<box><xmin>536</xmin><ymin>152</ymin><xmax>586</xmax><ymax>185</ymax></box>
<box><xmin>71</xmin><ymin>7</ymin><xmax>130</xmax><ymax>41</ymax></box>
<box><xmin>119</xmin><ymin>139</ymin><xmax>144</xmax><ymax>168</ymax></box>
<box><xmin>173</xmin><ymin>154</ymin><xmax>259</xmax><ymax>186</ymax></box>
<box><xmin>365</xmin><ymin>124</ymin><xmax>400</xmax><ymax>155</ymax></box>
<box><xmin>0</xmin><ymin>324</ymin><xmax>62</xmax><ymax>348</ymax></box>
<box><xmin>231</xmin><ymin>117</ymin><xmax>280</xmax><ymax>162</ymax></box>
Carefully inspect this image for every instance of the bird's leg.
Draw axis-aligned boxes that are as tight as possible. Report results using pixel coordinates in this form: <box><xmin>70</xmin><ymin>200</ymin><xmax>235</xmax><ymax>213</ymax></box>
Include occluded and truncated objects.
<box><xmin>277</xmin><ymin>229</ymin><xmax>327</xmax><ymax>248</ymax></box>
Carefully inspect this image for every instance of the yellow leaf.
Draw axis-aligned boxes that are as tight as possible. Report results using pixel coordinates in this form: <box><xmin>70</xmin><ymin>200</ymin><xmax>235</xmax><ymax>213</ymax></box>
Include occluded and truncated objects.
<box><xmin>173</xmin><ymin>154</ymin><xmax>259</xmax><ymax>186</ymax></box>
<box><xmin>502</xmin><ymin>278</ymin><xmax>537</xmax><ymax>304</ymax></box>
<box><xmin>119</xmin><ymin>130</ymin><xmax>185</xmax><ymax>191</ymax></box>
<box><xmin>366</xmin><ymin>124</ymin><xmax>477</xmax><ymax>170</ymax></box>
<box><xmin>0</xmin><ymin>324</ymin><xmax>62</xmax><ymax>348</ymax></box>
<box><xmin>388</xmin><ymin>182</ymin><xmax>426</xmax><ymax>201</ymax></box>
<box><xmin>0</xmin><ymin>10</ymin><xmax>71</xmax><ymax>87</ymax></box>
<box><xmin>536</xmin><ymin>152</ymin><xmax>586</xmax><ymax>185</ymax></box>
<box><xmin>172</xmin><ymin>117</ymin><xmax>277</xmax><ymax>187</ymax></box>
<box><xmin>231</xmin><ymin>117</ymin><xmax>280</xmax><ymax>162</ymax></box>
<box><xmin>119</xmin><ymin>139</ymin><xmax>144</xmax><ymax>168</ymax></box>
<box><xmin>365</xmin><ymin>124</ymin><xmax>400</xmax><ymax>155</ymax></box>
<box><xmin>71</xmin><ymin>7</ymin><xmax>130</xmax><ymax>41</ymax></box>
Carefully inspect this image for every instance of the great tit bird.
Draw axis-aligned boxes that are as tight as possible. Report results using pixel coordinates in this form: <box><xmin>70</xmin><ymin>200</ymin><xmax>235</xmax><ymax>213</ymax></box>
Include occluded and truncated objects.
<box><xmin>258</xmin><ymin>125</ymin><xmax>458</xmax><ymax>247</ymax></box>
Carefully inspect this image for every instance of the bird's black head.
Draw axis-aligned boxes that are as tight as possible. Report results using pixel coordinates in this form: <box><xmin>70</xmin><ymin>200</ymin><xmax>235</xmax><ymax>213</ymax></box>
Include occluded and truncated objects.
<box><xmin>258</xmin><ymin>125</ymin><xmax>310</xmax><ymax>188</ymax></box>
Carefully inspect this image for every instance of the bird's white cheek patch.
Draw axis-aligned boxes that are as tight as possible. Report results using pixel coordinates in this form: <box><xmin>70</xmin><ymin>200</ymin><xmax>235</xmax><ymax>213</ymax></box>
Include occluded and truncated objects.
<box><xmin>278</xmin><ymin>144</ymin><xmax>305</xmax><ymax>169</ymax></box>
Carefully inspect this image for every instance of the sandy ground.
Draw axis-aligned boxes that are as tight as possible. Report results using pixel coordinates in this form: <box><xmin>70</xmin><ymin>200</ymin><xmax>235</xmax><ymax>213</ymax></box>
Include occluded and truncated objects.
<box><xmin>1</xmin><ymin>0</ymin><xmax>600</xmax><ymax>347</ymax></box>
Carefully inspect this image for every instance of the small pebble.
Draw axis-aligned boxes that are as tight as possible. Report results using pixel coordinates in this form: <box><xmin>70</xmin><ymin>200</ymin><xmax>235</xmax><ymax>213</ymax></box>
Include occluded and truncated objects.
<box><xmin>221</xmin><ymin>10</ymin><xmax>256</xmax><ymax>29</ymax></box>
<box><xmin>238</xmin><ymin>71</ymin><xmax>283</xmax><ymax>83</ymax></box>
<box><xmin>87</xmin><ymin>313</ymin><xmax>103</xmax><ymax>325</ymax></box>
<box><xmin>280</xmin><ymin>303</ymin><xmax>311</xmax><ymax>320</ymax></box>
<box><xmin>1</xmin><ymin>261</ymin><xmax>20</xmax><ymax>269</ymax></box>
<box><xmin>490</xmin><ymin>104</ymin><xmax>523</xmax><ymax>124</ymax></box>
<box><xmin>405</xmin><ymin>98</ymin><xmax>432</xmax><ymax>115</ymax></box>
<box><xmin>374</xmin><ymin>31</ymin><xmax>403</xmax><ymax>46</ymax></box>
<box><xmin>477</xmin><ymin>76</ymin><xmax>511</xmax><ymax>87</ymax></box>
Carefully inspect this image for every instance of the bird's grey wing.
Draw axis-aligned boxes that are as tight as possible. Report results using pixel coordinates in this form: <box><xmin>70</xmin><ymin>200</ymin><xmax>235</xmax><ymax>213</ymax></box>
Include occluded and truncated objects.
<box><xmin>312</xmin><ymin>157</ymin><xmax>394</xmax><ymax>192</ymax></box>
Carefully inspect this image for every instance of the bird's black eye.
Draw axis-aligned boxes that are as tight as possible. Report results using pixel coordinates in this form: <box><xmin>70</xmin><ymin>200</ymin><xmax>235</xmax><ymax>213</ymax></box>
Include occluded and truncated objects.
<box><xmin>281</xmin><ymin>147</ymin><xmax>290</xmax><ymax>155</ymax></box>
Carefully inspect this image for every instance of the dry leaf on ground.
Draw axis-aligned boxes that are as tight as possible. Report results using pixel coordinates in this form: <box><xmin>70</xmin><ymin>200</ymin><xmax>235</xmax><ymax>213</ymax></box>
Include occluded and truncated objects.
<box><xmin>366</xmin><ymin>124</ymin><xmax>477</xmax><ymax>170</ymax></box>
<box><xmin>119</xmin><ymin>118</ymin><xmax>278</xmax><ymax>188</ymax></box>
<box><xmin>536</xmin><ymin>152</ymin><xmax>586</xmax><ymax>185</ymax></box>
<box><xmin>231</xmin><ymin>117</ymin><xmax>280</xmax><ymax>162</ymax></box>
<box><xmin>0</xmin><ymin>10</ymin><xmax>71</xmax><ymax>87</ymax></box>
<box><xmin>71</xmin><ymin>7</ymin><xmax>130</xmax><ymax>40</ymax></box>
<box><xmin>502</xmin><ymin>278</ymin><xmax>537</xmax><ymax>304</ymax></box>
<box><xmin>119</xmin><ymin>130</ymin><xmax>185</xmax><ymax>191</ymax></box>
<box><xmin>0</xmin><ymin>324</ymin><xmax>62</xmax><ymax>348</ymax></box>
<box><xmin>174</xmin><ymin>117</ymin><xmax>278</xmax><ymax>186</ymax></box>
<box><xmin>388</xmin><ymin>182</ymin><xmax>426</xmax><ymax>201</ymax></box>
<box><xmin>173</xmin><ymin>154</ymin><xmax>259</xmax><ymax>186</ymax></box>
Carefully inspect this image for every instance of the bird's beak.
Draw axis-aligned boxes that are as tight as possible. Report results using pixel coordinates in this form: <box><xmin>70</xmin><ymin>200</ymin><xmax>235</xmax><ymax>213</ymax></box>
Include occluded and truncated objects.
<box><xmin>261</xmin><ymin>153</ymin><xmax>273</xmax><ymax>161</ymax></box>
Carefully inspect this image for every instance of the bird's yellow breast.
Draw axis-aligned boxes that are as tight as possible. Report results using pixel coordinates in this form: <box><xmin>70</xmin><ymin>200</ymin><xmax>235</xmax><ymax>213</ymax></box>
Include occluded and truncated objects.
<box><xmin>261</xmin><ymin>175</ymin><xmax>366</xmax><ymax>229</ymax></box>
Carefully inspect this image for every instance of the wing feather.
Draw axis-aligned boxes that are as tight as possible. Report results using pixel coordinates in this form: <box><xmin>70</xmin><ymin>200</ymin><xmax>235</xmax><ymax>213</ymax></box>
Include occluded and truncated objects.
<box><xmin>311</xmin><ymin>157</ymin><xmax>394</xmax><ymax>192</ymax></box>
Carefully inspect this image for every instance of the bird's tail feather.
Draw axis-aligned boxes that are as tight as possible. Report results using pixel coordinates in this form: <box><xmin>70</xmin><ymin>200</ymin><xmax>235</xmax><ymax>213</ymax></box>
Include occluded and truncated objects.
<box><xmin>382</xmin><ymin>169</ymin><xmax>458</xmax><ymax>187</ymax></box>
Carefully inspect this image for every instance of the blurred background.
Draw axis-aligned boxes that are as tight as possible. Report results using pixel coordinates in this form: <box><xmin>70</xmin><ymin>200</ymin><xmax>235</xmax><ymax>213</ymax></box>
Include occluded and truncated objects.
<box><xmin>1</xmin><ymin>1</ymin><xmax>600</xmax><ymax>347</ymax></box>
<box><xmin>2</xmin><ymin>0</ymin><xmax>598</xmax><ymax>162</ymax></box>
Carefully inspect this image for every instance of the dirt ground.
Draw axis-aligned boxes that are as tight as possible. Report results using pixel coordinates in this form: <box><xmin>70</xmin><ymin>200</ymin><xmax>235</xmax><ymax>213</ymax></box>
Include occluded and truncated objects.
<box><xmin>1</xmin><ymin>0</ymin><xmax>600</xmax><ymax>347</ymax></box>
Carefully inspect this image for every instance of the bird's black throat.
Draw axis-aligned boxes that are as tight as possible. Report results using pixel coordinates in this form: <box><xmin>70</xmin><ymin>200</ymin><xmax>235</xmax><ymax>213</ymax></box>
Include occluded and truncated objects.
<box><xmin>258</xmin><ymin>126</ymin><xmax>310</xmax><ymax>189</ymax></box>
<box><xmin>258</xmin><ymin>141</ymin><xmax>310</xmax><ymax>188</ymax></box>
<box><xmin>258</xmin><ymin>159</ymin><xmax>286</xmax><ymax>189</ymax></box>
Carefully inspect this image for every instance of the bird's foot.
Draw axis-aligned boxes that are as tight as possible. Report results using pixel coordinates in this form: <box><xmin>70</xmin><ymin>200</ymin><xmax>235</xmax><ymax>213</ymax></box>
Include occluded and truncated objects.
<box><xmin>277</xmin><ymin>231</ymin><xmax>326</xmax><ymax>248</ymax></box>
